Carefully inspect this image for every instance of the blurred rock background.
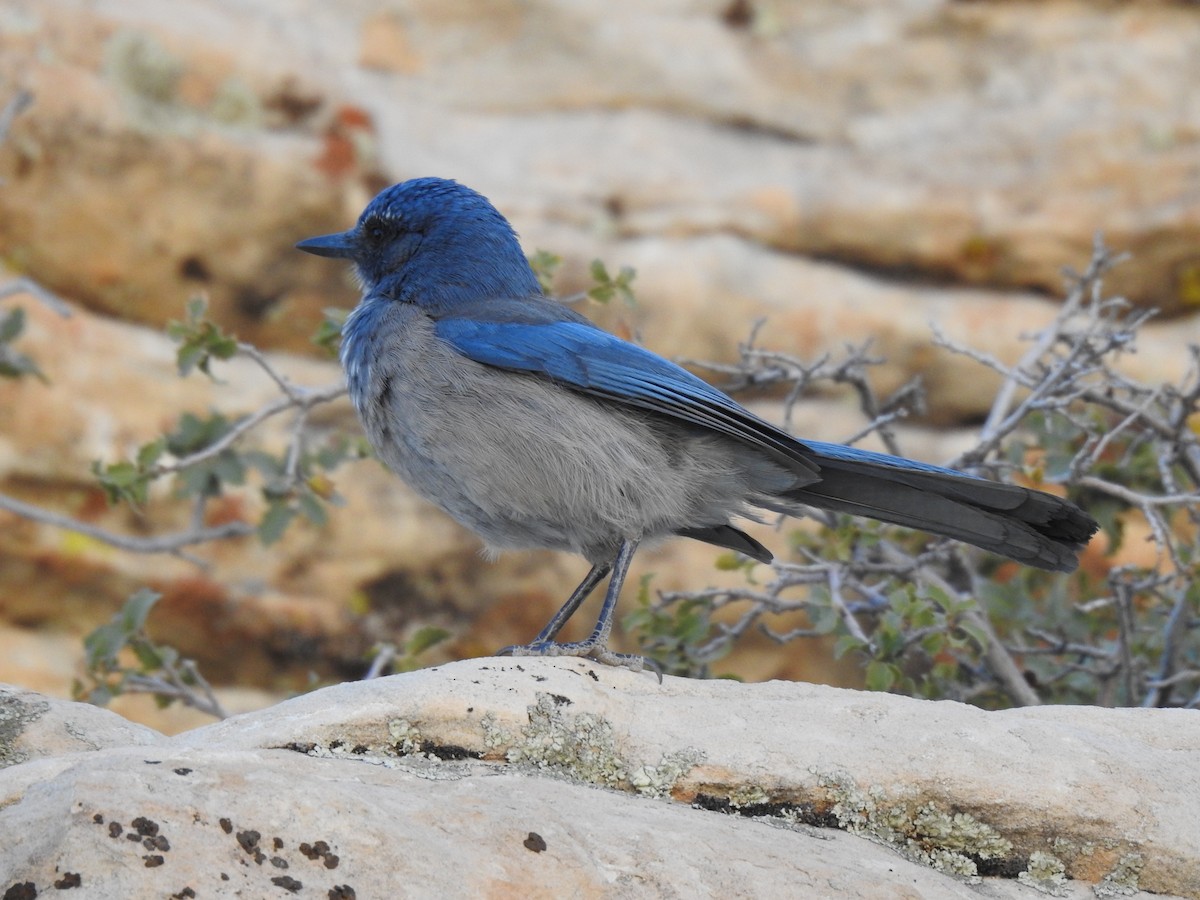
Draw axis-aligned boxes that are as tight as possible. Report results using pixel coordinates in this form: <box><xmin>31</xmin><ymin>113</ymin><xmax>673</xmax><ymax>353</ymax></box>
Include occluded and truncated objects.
<box><xmin>0</xmin><ymin>0</ymin><xmax>1197</xmax><ymax>731</ymax></box>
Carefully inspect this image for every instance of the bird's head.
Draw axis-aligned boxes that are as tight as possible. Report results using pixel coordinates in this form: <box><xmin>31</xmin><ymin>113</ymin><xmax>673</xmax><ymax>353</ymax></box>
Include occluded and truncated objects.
<box><xmin>296</xmin><ymin>178</ymin><xmax>541</xmax><ymax>307</ymax></box>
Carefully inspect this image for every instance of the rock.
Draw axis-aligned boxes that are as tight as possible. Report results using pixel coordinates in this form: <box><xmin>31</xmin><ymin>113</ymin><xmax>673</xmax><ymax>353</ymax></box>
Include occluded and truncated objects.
<box><xmin>2</xmin><ymin>0</ymin><xmax>1198</xmax><ymax>355</ymax></box>
<box><xmin>1</xmin><ymin>683</ymin><xmax>158</xmax><ymax>768</ymax></box>
<box><xmin>0</xmin><ymin>663</ymin><xmax>1193</xmax><ymax>897</ymax></box>
<box><xmin>0</xmin><ymin>17</ymin><xmax>349</xmax><ymax>354</ymax></box>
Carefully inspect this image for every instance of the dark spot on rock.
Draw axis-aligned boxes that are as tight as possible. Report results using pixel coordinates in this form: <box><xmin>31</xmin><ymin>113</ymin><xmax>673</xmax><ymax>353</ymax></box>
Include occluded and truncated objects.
<box><xmin>3</xmin><ymin>882</ymin><xmax>37</xmax><ymax>900</ymax></box>
<box><xmin>143</xmin><ymin>855</ymin><xmax>165</xmax><ymax>868</ymax></box>
<box><xmin>263</xmin><ymin>78</ymin><xmax>323</xmax><ymax>125</ymax></box>
<box><xmin>328</xmin><ymin>887</ymin><xmax>356</xmax><ymax>900</ymax></box>
<box><xmin>235</xmin><ymin>286</ymin><xmax>282</xmax><ymax>320</ymax></box>
<box><xmin>220</xmin><ymin>874</ymin><xmax>229</xmax><ymax>882</ymax></box>
<box><xmin>219</xmin><ymin>818</ymin><xmax>233</xmax><ymax>834</ymax></box>
<box><xmin>299</xmin><ymin>840</ymin><xmax>339</xmax><ymax>869</ymax></box>
<box><xmin>523</xmin><ymin>832</ymin><xmax>547</xmax><ymax>853</ymax></box>
<box><xmin>126</xmin><ymin>833</ymin><xmax>142</xmax><ymax>842</ymax></box>
<box><xmin>350</xmin><ymin>744</ymin><xmax>369</xmax><ymax>755</ymax></box>
<box><xmin>170</xmin><ymin>889</ymin><xmax>196</xmax><ymax>899</ymax></box>
<box><xmin>271</xmin><ymin>876</ymin><xmax>302</xmax><ymax>893</ymax></box>
<box><xmin>91</xmin><ymin>814</ymin><xmax>104</xmax><ymax>824</ymax></box>
<box><xmin>143</xmin><ymin>835</ymin><xmax>170</xmax><ymax>852</ymax></box>
<box><xmin>53</xmin><ymin>872</ymin><xmax>82</xmax><ymax>889</ymax></box>
<box><xmin>270</xmin><ymin>857</ymin><xmax>288</xmax><ymax>869</ymax></box>
<box><xmin>790</xmin><ymin>804</ymin><xmax>840</xmax><ymax>829</ymax></box>
<box><xmin>419</xmin><ymin>742</ymin><xmax>480</xmax><ymax>761</ymax></box>
<box><xmin>533</xmin><ymin>675</ymin><xmax>547</xmax><ymax>683</ymax></box>
<box><xmin>273</xmin><ymin>837</ymin><xmax>284</xmax><ymax>850</ymax></box>
<box><xmin>976</xmin><ymin>856</ymin><xmax>1027</xmax><ymax>878</ymax></box>
<box><xmin>587</xmin><ymin>669</ymin><xmax>599</xmax><ymax>682</ymax></box>
<box><xmin>466</xmin><ymin>707</ymin><xmax>473</xmax><ymax>713</ymax></box>
<box><xmin>173</xmin><ymin>768</ymin><xmax>192</xmax><ymax>776</ymax></box>
<box><xmin>693</xmin><ymin>794</ymin><xmax>733</xmax><ymax>813</ymax></box>
<box><xmin>236</xmin><ymin>830</ymin><xmax>261</xmax><ymax>854</ymax></box>
<box><xmin>721</xmin><ymin>0</ymin><xmax>754</xmax><ymax>29</ymax></box>
<box><xmin>107</xmin><ymin>822</ymin><xmax>123</xmax><ymax>839</ymax></box>
<box><xmin>548</xmin><ymin>694</ymin><xmax>572</xmax><ymax>707</ymax></box>
<box><xmin>178</xmin><ymin>256</ymin><xmax>211</xmax><ymax>282</ymax></box>
<box><xmin>143</xmin><ymin>760</ymin><xmax>162</xmax><ymax>765</ymax></box>
<box><xmin>131</xmin><ymin>817</ymin><xmax>159</xmax><ymax>837</ymax></box>
<box><xmin>693</xmin><ymin>794</ymin><xmax>834</xmax><ymax>825</ymax></box>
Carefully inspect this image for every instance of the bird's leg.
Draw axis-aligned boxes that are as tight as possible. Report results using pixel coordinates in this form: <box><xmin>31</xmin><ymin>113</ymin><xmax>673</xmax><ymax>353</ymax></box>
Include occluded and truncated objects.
<box><xmin>529</xmin><ymin>560</ymin><xmax>611</xmax><ymax>644</ymax></box>
<box><xmin>495</xmin><ymin>557</ymin><xmax>610</xmax><ymax>657</ymax></box>
<box><xmin>496</xmin><ymin>540</ymin><xmax>656</xmax><ymax>674</ymax></box>
<box><xmin>577</xmin><ymin>539</ymin><xmax>639</xmax><ymax>657</ymax></box>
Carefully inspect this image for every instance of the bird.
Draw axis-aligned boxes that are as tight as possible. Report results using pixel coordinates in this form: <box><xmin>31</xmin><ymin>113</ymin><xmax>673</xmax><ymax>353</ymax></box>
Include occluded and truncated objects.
<box><xmin>297</xmin><ymin>177</ymin><xmax>1098</xmax><ymax>672</ymax></box>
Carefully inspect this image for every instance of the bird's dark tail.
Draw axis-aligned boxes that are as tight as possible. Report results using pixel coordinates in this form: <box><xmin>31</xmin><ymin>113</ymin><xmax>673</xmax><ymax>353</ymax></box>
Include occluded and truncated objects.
<box><xmin>783</xmin><ymin>440</ymin><xmax>1098</xmax><ymax>572</ymax></box>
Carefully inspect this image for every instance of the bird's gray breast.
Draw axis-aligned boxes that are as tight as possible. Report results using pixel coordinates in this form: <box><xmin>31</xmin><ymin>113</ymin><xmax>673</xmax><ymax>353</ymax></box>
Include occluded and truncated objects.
<box><xmin>340</xmin><ymin>300</ymin><xmax>789</xmax><ymax>561</ymax></box>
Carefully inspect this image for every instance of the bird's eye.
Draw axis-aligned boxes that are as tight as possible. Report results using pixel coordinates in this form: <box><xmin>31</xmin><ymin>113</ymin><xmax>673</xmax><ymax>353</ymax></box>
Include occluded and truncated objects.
<box><xmin>362</xmin><ymin>217</ymin><xmax>390</xmax><ymax>241</ymax></box>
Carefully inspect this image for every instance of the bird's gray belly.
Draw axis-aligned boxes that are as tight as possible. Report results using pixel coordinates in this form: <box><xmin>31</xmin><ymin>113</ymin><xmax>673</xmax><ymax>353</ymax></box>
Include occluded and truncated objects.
<box><xmin>347</xmin><ymin>308</ymin><xmax>794</xmax><ymax>563</ymax></box>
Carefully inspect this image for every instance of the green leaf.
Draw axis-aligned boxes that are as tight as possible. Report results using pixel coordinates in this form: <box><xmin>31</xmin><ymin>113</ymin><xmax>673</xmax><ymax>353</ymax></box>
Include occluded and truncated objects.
<box><xmin>714</xmin><ymin>551</ymin><xmax>744</xmax><ymax>571</ymax></box>
<box><xmin>168</xmin><ymin>297</ymin><xmax>238</xmax><ymax>378</ymax></box>
<box><xmin>83</xmin><ymin>623</ymin><xmax>127</xmax><ymax>669</ymax></box>
<box><xmin>865</xmin><ymin>661</ymin><xmax>898</xmax><ymax>692</ymax></box>
<box><xmin>120</xmin><ymin>589</ymin><xmax>163</xmax><ymax>633</ymax></box>
<box><xmin>586</xmin><ymin>259</ymin><xmax>637</xmax><ymax>305</ymax></box>
<box><xmin>0</xmin><ymin>306</ymin><xmax>26</xmax><ymax>342</ymax></box>
<box><xmin>132</xmin><ymin>641</ymin><xmax>165</xmax><ymax>671</ymax></box>
<box><xmin>809</xmin><ymin>604</ymin><xmax>839</xmax><ymax>635</ymax></box>
<box><xmin>312</xmin><ymin>307</ymin><xmax>347</xmax><ymax>356</ymax></box>
<box><xmin>92</xmin><ymin>459</ymin><xmax>152</xmax><ymax>506</ymax></box>
<box><xmin>258</xmin><ymin>499</ymin><xmax>295</xmax><ymax>545</ymax></box>
<box><xmin>84</xmin><ymin>683</ymin><xmax>114</xmax><ymax>707</ymax></box>
<box><xmin>136</xmin><ymin>437</ymin><xmax>167</xmax><ymax>470</ymax></box>
<box><xmin>406</xmin><ymin>625</ymin><xmax>451</xmax><ymax>657</ymax></box>
<box><xmin>0</xmin><ymin>307</ymin><xmax>48</xmax><ymax>382</ymax></box>
<box><xmin>920</xmin><ymin>632</ymin><xmax>946</xmax><ymax>655</ymax></box>
<box><xmin>833</xmin><ymin>634</ymin><xmax>865</xmax><ymax>659</ymax></box>
<box><xmin>297</xmin><ymin>491</ymin><xmax>327</xmax><ymax>526</ymax></box>
<box><xmin>528</xmin><ymin>250</ymin><xmax>562</xmax><ymax>294</ymax></box>
<box><xmin>959</xmin><ymin>620</ymin><xmax>991</xmax><ymax>650</ymax></box>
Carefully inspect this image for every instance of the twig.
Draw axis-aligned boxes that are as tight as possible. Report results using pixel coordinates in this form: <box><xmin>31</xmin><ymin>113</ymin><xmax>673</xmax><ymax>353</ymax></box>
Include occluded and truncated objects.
<box><xmin>151</xmin><ymin>381</ymin><xmax>346</xmax><ymax>477</ymax></box>
<box><xmin>0</xmin><ymin>277</ymin><xmax>74</xmax><ymax>317</ymax></box>
<box><xmin>0</xmin><ymin>491</ymin><xmax>255</xmax><ymax>554</ymax></box>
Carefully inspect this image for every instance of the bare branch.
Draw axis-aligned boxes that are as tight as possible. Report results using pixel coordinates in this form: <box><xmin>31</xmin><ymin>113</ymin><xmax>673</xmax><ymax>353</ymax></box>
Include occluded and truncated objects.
<box><xmin>0</xmin><ymin>491</ymin><xmax>255</xmax><ymax>554</ymax></box>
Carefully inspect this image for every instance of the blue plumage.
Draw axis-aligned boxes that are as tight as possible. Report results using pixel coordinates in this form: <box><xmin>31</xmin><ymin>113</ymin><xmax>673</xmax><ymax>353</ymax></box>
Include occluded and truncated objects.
<box><xmin>298</xmin><ymin>177</ymin><xmax>1098</xmax><ymax>672</ymax></box>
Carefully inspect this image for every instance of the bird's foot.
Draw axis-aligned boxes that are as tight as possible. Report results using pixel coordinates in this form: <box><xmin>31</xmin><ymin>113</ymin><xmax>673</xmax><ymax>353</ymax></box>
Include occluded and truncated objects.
<box><xmin>496</xmin><ymin>640</ymin><xmax>662</xmax><ymax>680</ymax></box>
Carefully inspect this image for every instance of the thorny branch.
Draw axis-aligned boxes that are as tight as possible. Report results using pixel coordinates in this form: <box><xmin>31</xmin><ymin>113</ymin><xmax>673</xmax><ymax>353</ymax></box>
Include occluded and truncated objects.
<box><xmin>643</xmin><ymin>236</ymin><xmax>1200</xmax><ymax>708</ymax></box>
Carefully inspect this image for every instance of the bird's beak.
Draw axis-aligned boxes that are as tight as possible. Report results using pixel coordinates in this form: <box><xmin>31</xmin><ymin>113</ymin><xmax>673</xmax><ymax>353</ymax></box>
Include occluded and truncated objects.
<box><xmin>295</xmin><ymin>229</ymin><xmax>357</xmax><ymax>259</ymax></box>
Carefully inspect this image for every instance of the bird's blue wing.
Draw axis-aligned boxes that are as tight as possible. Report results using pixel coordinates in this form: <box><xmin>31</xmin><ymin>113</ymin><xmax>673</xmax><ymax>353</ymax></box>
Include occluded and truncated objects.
<box><xmin>433</xmin><ymin>300</ymin><xmax>821</xmax><ymax>475</ymax></box>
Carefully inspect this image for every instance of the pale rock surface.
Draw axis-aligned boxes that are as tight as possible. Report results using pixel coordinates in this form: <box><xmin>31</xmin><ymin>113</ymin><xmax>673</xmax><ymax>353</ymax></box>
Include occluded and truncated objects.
<box><xmin>2</xmin><ymin>662</ymin><xmax>1195</xmax><ymax>898</ymax></box>
<box><xmin>1</xmin><ymin>0</ymin><xmax>1198</xmax><ymax>348</ymax></box>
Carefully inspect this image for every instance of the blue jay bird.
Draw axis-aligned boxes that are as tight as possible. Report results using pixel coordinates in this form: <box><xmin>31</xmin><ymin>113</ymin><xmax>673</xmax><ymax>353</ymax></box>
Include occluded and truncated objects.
<box><xmin>297</xmin><ymin>178</ymin><xmax>1097</xmax><ymax>671</ymax></box>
